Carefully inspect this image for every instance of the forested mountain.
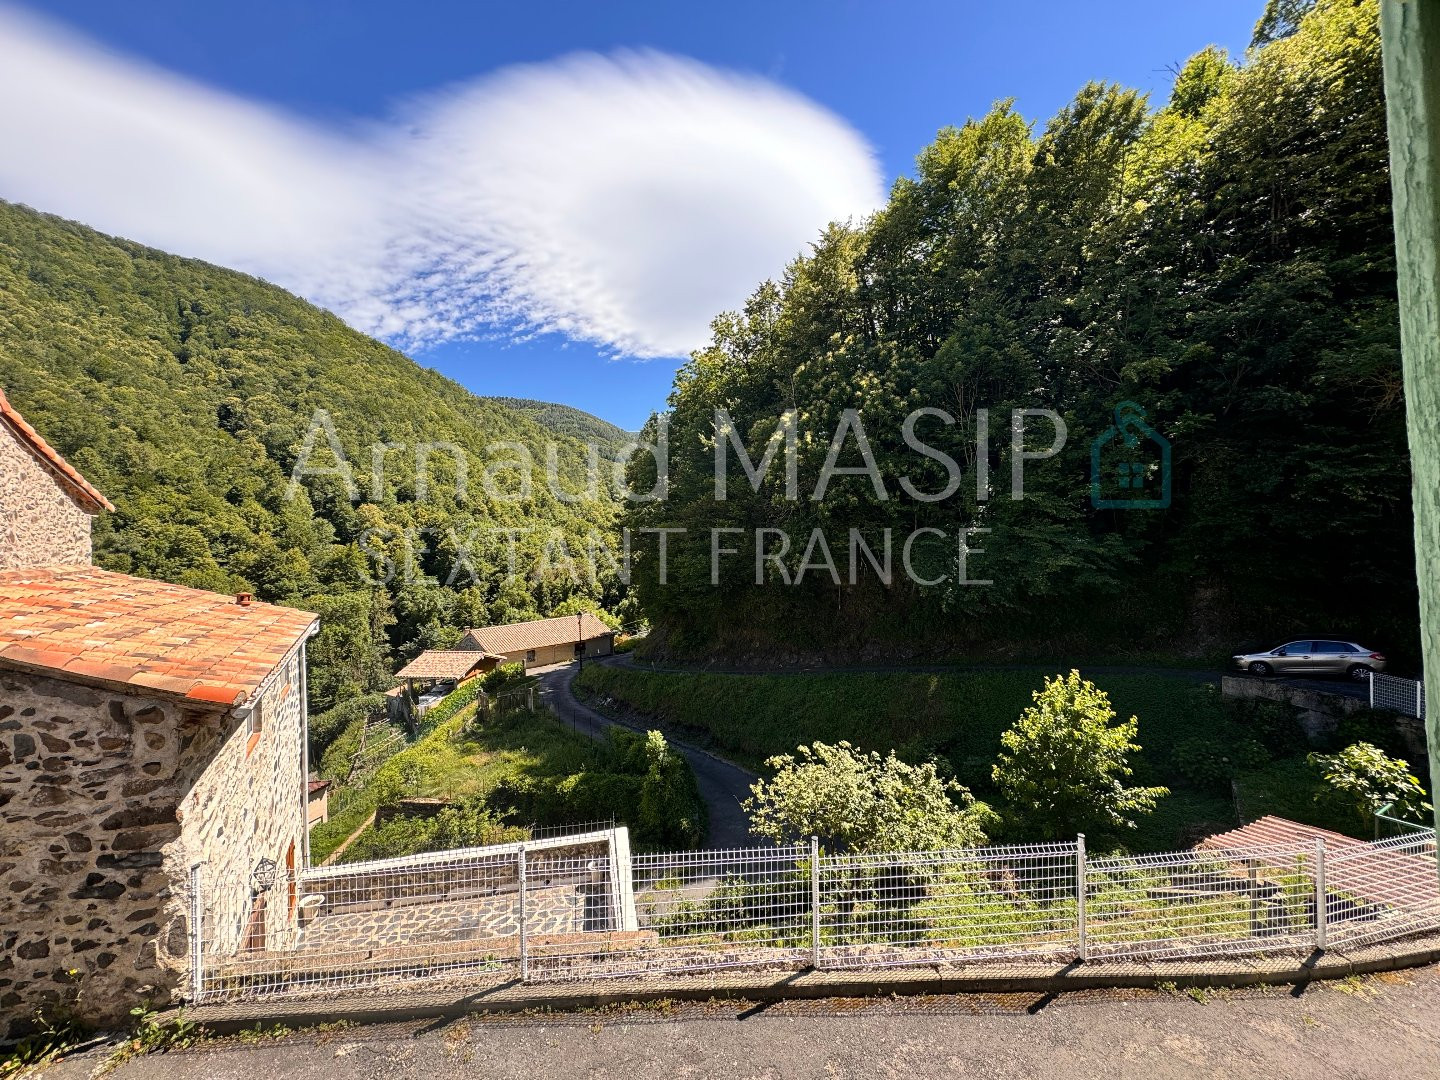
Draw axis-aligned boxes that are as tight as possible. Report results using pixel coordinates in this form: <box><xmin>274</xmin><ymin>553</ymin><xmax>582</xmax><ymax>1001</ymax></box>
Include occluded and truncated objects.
<box><xmin>485</xmin><ymin>397</ymin><xmax>635</xmax><ymax>458</ymax></box>
<box><xmin>626</xmin><ymin>0</ymin><xmax>1417</xmax><ymax>663</ymax></box>
<box><xmin>0</xmin><ymin>200</ymin><xmax>623</xmax><ymax>709</ymax></box>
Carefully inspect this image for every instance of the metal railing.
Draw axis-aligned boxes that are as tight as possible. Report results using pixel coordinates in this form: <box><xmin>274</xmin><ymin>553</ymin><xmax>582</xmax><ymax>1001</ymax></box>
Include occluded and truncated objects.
<box><xmin>1369</xmin><ymin>671</ymin><xmax>1427</xmax><ymax>719</ymax></box>
<box><xmin>189</xmin><ymin>828</ymin><xmax>1440</xmax><ymax>1005</ymax></box>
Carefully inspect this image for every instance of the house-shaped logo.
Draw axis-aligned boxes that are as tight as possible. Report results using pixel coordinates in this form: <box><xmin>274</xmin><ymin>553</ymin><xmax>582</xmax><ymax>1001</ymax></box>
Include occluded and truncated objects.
<box><xmin>1090</xmin><ymin>401</ymin><xmax>1171</xmax><ymax>510</ymax></box>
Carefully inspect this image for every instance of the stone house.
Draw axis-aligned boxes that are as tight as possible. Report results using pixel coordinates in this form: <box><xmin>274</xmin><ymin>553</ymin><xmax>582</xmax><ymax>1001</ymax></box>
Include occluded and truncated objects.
<box><xmin>0</xmin><ymin>388</ymin><xmax>113</xmax><ymax>569</ymax></box>
<box><xmin>459</xmin><ymin>613</ymin><xmax>614</xmax><ymax>669</ymax></box>
<box><xmin>0</xmin><ymin>391</ymin><xmax>319</xmax><ymax>1038</ymax></box>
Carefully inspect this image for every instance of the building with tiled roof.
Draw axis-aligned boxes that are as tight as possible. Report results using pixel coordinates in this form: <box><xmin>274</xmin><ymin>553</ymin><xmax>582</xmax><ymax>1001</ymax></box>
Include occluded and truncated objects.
<box><xmin>0</xmin><ymin>388</ymin><xmax>321</xmax><ymax>1038</ymax></box>
<box><xmin>460</xmin><ymin>612</ymin><xmax>614</xmax><ymax>668</ymax></box>
<box><xmin>0</xmin><ymin>387</ymin><xmax>113</xmax><ymax>570</ymax></box>
<box><xmin>0</xmin><ymin>565</ymin><xmax>319</xmax><ymax>706</ymax></box>
<box><xmin>394</xmin><ymin>648</ymin><xmax>501</xmax><ymax>683</ymax></box>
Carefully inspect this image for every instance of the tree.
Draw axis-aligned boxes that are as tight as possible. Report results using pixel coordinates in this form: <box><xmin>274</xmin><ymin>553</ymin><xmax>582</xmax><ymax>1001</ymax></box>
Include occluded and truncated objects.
<box><xmin>745</xmin><ymin>741</ymin><xmax>995</xmax><ymax>852</ymax></box>
<box><xmin>992</xmin><ymin>671</ymin><xmax>1168</xmax><ymax>840</ymax></box>
<box><xmin>1308</xmin><ymin>742</ymin><xmax>1432</xmax><ymax>829</ymax></box>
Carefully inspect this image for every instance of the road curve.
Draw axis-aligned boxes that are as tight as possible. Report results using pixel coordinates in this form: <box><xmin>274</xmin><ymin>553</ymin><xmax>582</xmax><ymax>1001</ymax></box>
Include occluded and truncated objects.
<box><xmin>536</xmin><ymin>661</ymin><xmax>757</xmax><ymax>849</ymax></box>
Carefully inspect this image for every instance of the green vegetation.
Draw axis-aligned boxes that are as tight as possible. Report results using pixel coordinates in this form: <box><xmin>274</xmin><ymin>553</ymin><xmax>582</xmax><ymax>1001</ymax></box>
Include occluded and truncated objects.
<box><xmin>1308</xmin><ymin>742</ymin><xmax>1433</xmax><ymax>831</ymax></box>
<box><xmin>992</xmin><ymin>671</ymin><xmax>1168</xmax><ymax>840</ymax></box>
<box><xmin>309</xmin><ymin>694</ymin><xmax>703</xmax><ymax>863</ymax></box>
<box><xmin>0</xmin><ymin>198</ymin><xmax>623</xmax><ymax>716</ymax></box>
<box><xmin>745</xmin><ymin>740</ymin><xmax>994</xmax><ymax>851</ymax></box>
<box><xmin>623</xmin><ymin>0</ymin><xmax>1415</xmax><ymax>665</ymax></box>
<box><xmin>484</xmin><ymin>397</ymin><xmax>634</xmax><ymax>458</ymax></box>
<box><xmin>577</xmin><ymin>662</ymin><xmax>1419</xmax><ymax>849</ymax></box>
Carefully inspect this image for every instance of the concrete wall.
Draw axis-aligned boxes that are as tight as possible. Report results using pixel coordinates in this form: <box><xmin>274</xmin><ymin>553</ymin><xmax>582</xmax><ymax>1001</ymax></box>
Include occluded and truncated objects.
<box><xmin>0</xmin><ymin>423</ymin><xmax>92</xmax><ymax>570</ymax></box>
<box><xmin>1220</xmin><ymin>675</ymin><xmax>1427</xmax><ymax>758</ymax></box>
<box><xmin>0</xmin><ymin>645</ymin><xmax>308</xmax><ymax>1039</ymax></box>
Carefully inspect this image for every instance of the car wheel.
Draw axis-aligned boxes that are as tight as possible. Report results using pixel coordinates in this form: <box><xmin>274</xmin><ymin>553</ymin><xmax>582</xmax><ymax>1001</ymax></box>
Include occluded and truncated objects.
<box><xmin>1248</xmin><ymin>661</ymin><xmax>1273</xmax><ymax>677</ymax></box>
<box><xmin>1347</xmin><ymin>664</ymin><xmax>1373</xmax><ymax>682</ymax></box>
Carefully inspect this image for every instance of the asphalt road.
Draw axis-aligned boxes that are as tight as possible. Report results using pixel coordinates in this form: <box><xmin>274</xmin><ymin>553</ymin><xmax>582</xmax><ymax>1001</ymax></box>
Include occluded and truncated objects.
<box><xmin>46</xmin><ymin>966</ymin><xmax>1440</xmax><ymax>1080</ymax></box>
<box><xmin>536</xmin><ymin>661</ymin><xmax>756</xmax><ymax>848</ymax></box>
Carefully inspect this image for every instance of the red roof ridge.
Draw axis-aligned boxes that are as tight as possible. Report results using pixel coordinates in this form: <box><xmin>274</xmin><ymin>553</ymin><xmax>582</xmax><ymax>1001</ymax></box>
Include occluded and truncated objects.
<box><xmin>0</xmin><ymin>387</ymin><xmax>115</xmax><ymax>514</ymax></box>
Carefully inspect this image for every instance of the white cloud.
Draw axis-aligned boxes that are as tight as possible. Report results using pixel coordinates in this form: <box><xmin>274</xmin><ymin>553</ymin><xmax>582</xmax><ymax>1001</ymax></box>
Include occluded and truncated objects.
<box><xmin>0</xmin><ymin>7</ymin><xmax>884</xmax><ymax>358</ymax></box>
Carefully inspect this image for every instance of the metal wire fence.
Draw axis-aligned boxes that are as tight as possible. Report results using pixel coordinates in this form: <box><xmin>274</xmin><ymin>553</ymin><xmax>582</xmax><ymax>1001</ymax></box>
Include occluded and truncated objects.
<box><xmin>190</xmin><ymin>828</ymin><xmax>1439</xmax><ymax>1005</ymax></box>
<box><xmin>1369</xmin><ymin>671</ymin><xmax>1427</xmax><ymax>719</ymax></box>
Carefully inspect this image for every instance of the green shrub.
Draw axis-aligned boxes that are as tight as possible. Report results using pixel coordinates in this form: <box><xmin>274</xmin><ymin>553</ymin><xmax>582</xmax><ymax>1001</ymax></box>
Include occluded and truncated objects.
<box><xmin>1170</xmin><ymin>737</ymin><xmax>1269</xmax><ymax>792</ymax></box>
<box><xmin>309</xmin><ymin>693</ymin><xmax>386</xmax><ymax>761</ymax></box>
<box><xmin>992</xmin><ymin>671</ymin><xmax>1168</xmax><ymax>841</ymax></box>
<box><xmin>481</xmin><ymin>662</ymin><xmax>529</xmax><ymax>693</ymax></box>
<box><xmin>340</xmin><ymin>798</ymin><xmax>529</xmax><ymax>863</ymax></box>
<box><xmin>1308</xmin><ymin>742</ymin><xmax>1432</xmax><ymax>831</ymax></box>
<box><xmin>1225</xmin><ymin>698</ymin><xmax>1307</xmax><ymax>757</ymax></box>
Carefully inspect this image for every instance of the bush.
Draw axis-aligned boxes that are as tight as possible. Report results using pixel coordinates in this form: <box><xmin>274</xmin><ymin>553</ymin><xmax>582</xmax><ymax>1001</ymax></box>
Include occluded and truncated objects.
<box><xmin>1170</xmin><ymin>736</ymin><xmax>1269</xmax><ymax>792</ymax></box>
<box><xmin>992</xmin><ymin>670</ymin><xmax>1168</xmax><ymax>841</ymax></box>
<box><xmin>745</xmin><ymin>740</ymin><xmax>995</xmax><ymax>852</ymax></box>
<box><xmin>481</xmin><ymin>662</ymin><xmax>529</xmax><ymax>693</ymax></box>
<box><xmin>308</xmin><ymin>693</ymin><xmax>386</xmax><ymax>761</ymax></box>
<box><xmin>1308</xmin><ymin>742</ymin><xmax>1432</xmax><ymax>830</ymax></box>
<box><xmin>1225</xmin><ymin>698</ymin><xmax>1307</xmax><ymax>757</ymax></box>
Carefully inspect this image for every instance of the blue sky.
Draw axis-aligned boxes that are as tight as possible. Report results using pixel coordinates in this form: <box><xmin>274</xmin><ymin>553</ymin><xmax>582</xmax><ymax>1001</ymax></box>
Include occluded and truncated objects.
<box><xmin>14</xmin><ymin>1</ymin><xmax>1258</xmax><ymax>430</ymax></box>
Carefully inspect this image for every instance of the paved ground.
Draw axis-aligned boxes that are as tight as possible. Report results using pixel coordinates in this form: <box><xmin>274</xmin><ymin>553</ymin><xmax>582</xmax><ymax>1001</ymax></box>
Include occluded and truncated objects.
<box><xmin>536</xmin><ymin>661</ymin><xmax>756</xmax><ymax>848</ymax></box>
<box><xmin>43</xmin><ymin>966</ymin><xmax>1440</xmax><ymax>1080</ymax></box>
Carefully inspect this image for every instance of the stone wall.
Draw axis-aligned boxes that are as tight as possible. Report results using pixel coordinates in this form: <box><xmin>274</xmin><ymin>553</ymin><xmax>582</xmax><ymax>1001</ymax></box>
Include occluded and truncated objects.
<box><xmin>168</xmin><ymin>646</ymin><xmax>308</xmax><ymax>961</ymax></box>
<box><xmin>0</xmin><ymin>644</ymin><xmax>309</xmax><ymax>1040</ymax></box>
<box><xmin>0</xmin><ymin>671</ymin><xmax>223</xmax><ymax>1039</ymax></box>
<box><xmin>1220</xmin><ymin>675</ymin><xmax>1428</xmax><ymax>758</ymax></box>
<box><xmin>0</xmin><ymin>422</ymin><xmax>93</xmax><ymax>570</ymax></box>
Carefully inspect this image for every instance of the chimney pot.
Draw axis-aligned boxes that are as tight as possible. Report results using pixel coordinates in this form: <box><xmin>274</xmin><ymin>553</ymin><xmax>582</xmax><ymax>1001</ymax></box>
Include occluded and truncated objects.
<box><xmin>236</xmin><ymin>592</ymin><xmax>253</xmax><ymax>606</ymax></box>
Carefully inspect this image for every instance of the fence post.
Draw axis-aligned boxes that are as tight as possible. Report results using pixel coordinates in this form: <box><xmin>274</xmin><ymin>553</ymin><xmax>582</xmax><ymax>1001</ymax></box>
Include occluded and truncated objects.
<box><xmin>1418</xmin><ymin>679</ymin><xmax>1424</xmax><ymax>719</ymax></box>
<box><xmin>189</xmin><ymin>863</ymin><xmax>204</xmax><ymax>1003</ymax></box>
<box><xmin>1314</xmin><ymin>837</ymin><xmax>1328</xmax><ymax>951</ymax></box>
<box><xmin>518</xmin><ymin>844</ymin><xmax>529</xmax><ymax>982</ymax></box>
<box><xmin>1370</xmin><ymin>672</ymin><xmax>1376</xmax><ymax>709</ymax></box>
<box><xmin>810</xmin><ymin>835</ymin><xmax>821</xmax><ymax>970</ymax></box>
<box><xmin>1076</xmin><ymin>834</ymin><xmax>1088</xmax><ymax>962</ymax></box>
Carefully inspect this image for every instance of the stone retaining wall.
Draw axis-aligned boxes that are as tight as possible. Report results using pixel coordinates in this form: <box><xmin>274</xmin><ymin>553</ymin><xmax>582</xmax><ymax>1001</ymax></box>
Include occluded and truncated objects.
<box><xmin>1220</xmin><ymin>675</ymin><xmax>1427</xmax><ymax>757</ymax></box>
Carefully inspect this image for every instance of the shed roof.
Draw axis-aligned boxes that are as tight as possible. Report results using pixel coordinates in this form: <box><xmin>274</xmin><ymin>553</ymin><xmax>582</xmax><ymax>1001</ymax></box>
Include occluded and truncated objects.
<box><xmin>0</xmin><ymin>388</ymin><xmax>114</xmax><ymax>515</ymax></box>
<box><xmin>0</xmin><ymin>565</ymin><xmax>318</xmax><ymax>707</ymax></box>
<box><xmin>462</xmin><ymin>613</ymin><xmax>613</xmax><ymax>655</ymax></box>
<box><xmin>394</xmin><ymin>649</ymin><xmax>498</xmax><ymax>681</ymax></box>
<box><xmin>1196</xmin><ymin>816</ymin><xmax>1362</xmax><ymax>854</ymax></box>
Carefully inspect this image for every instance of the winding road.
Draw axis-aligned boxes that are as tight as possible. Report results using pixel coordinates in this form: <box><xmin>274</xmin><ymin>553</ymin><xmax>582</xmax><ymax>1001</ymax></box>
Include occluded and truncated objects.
<box><xmin>536</xmin><ymin>660</ymin><xmax>756</xmax><ymax>848</ymax></box>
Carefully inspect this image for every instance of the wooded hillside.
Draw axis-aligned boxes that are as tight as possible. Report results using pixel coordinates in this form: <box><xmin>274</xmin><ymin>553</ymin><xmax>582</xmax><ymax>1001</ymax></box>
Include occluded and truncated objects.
<box><xmin>0</xmin><ymin>200</ymin><xmax>623</xmax><ymax>709</ymax></box>
<box><xmin>625</xmin><ymin>0</ymin><xmax>1415</xmax><ymax>663</ymax></box>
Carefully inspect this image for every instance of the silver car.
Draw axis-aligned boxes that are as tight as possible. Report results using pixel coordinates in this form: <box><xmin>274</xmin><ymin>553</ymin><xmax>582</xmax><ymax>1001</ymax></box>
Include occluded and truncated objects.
<box><xmin>1232</xmin><ymin>640</ymin><xmax>1387</xmax><ymax>681</ymax></box>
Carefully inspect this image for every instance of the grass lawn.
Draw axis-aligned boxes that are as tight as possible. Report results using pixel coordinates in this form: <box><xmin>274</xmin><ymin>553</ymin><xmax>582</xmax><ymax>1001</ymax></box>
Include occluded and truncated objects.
<box><xmin>575</xmin><ymin>664</ymin><xmax>1365</xmax><ymax>852</ymax></box>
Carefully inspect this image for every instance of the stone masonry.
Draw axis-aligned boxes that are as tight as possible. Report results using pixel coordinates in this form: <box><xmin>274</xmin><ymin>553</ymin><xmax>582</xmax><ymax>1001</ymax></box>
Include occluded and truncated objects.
<box><xmin>0</xmin><ymin>671</ymin><xmax>225</xmax><ymax>1035</ymax></box>
<box><xmin>0</xmin><ymin>403</ymin><xmax>97</xmax><ymax>570</ymax></box>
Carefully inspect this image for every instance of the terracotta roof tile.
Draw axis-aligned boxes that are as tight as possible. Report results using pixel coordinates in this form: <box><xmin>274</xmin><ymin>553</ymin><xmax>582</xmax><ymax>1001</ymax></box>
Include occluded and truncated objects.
<box><xmin>0</xmin><ymin>566</ymin><xmax>317</xmax><ymax>708</ymax></box>
<box><xmin>394</xmin><ymin>649</ymin><xmax>500</xmax><ymax>681</ymax></box>
<box><xmin>461</xmin><ymin>613</ymin><xmax>613</xmax><ymax>656</ymax></box>
<box><xmin>0</xmin><ymin>388</ymin><xmax>114</xmax><ymax>514</ymax></box>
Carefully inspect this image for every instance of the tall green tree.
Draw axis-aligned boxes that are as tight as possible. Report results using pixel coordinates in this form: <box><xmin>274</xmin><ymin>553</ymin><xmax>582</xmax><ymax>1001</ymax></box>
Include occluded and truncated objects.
<box><xmin>992</xmin><ymin>671</ymin><xmax>1168</xmax><ymax>840</ymax></box>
